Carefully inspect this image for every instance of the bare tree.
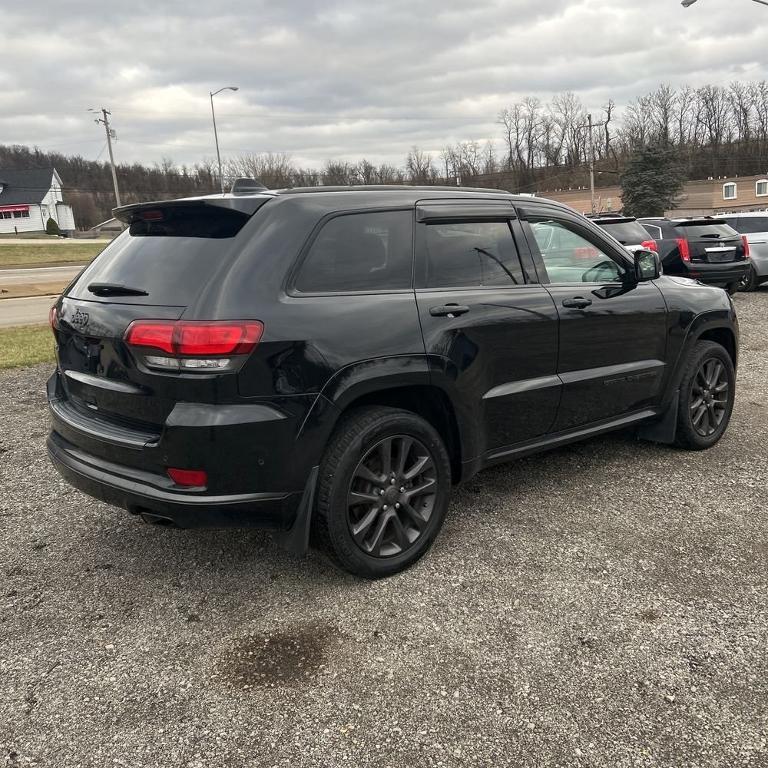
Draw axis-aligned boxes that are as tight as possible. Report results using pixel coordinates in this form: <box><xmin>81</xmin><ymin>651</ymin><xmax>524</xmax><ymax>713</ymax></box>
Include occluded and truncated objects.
<box><xmin>406</xmin><ymin>146</ymin><xmax>436</xmax><ymax>184</ymax></box>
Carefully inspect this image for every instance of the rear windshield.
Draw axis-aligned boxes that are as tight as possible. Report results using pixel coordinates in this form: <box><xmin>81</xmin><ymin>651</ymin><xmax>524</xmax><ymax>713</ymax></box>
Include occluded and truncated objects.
<box><xmin>68</xmin><ymin>204</ymin><xmax>254</xmax><ymax>306</ymax></box>
<box><xmin>597</xmin><ymin>220</ymin><xmax>650</xmax><ymax>245</ymax></box>
<box><xmin>674</xmin><ymin>222</ymin><xmax>739</xmax><ymax>239</ymax></box>
<box><xmin>724</xmin><ymin>217</ymin><xmax>768</xmax><ymax>234</ymax></box>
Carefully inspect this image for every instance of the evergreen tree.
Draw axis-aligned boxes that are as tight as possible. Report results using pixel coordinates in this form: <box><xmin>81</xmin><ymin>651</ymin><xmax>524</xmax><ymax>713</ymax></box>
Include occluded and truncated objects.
<box><xmin>621</xmin><ymin>144</ymin><xmax>684</xmax><ymax>218</ymax></box>
<box><xmin>45</xmin><ymin>217</ymin><xmax>60</xmax><ymax>236</ymax></box>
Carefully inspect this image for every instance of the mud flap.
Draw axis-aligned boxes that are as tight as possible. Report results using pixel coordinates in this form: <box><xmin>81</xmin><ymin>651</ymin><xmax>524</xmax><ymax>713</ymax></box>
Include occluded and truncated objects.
<box><xmin>275</xmin><ymin>466</ymin><xmax>318</xmax><ymax>556</ymax></box>
<box><xmin>637</xmin><ymin>391</ymin><xmax>679</xmax><ymax>445</ymax></box>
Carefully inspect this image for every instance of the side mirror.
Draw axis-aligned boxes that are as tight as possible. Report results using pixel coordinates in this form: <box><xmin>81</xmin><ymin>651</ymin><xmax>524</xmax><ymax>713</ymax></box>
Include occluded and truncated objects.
<box><xmin>634</xmin><ymin>249</ymin><xmax>661</xmax><ymax>282</ymax></box>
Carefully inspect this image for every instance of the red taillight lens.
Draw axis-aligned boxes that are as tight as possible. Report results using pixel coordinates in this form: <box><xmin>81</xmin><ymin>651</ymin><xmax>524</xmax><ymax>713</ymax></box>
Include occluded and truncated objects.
<box><xmin>125</xmin><ymin>320</ymin><xmax>263</xmax><ymax>356</ymax></box>
<box><xmin>175</xmin><ymin>322</ymin><xmax>263</xmax><ymax>356</ymax></box>
<box><xmin>125</xmin><ymin>322</ymin><xmax>175</xmax><ymax>354</ymax></box>
<box><xmin>167</xmin><ymin>467</ymin><xmax>207</xmax><ymax>487</ymax></box>
<box><xmin>49</xmin><ymin>305</ymin><xmax>58</xmax><ymax>332</ymax></box>
<box><xmin>641</xmin><ymin>239</ymin><xmax>658</xmax><ymax>253</ymax></box>
<box><xmin>742</xmin><ymin>235</ymin><xmax>751</xmax><ymax>258</ymax></box>
<box><xmin>676</xmin><ymin>238</ymin><xmax>691</xmax><ymax>262</ymax></box>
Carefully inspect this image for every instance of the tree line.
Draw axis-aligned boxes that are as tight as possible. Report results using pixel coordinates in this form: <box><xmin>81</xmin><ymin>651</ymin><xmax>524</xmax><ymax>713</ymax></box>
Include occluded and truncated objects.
<box><xmin>2</xmin><ymin>81</ymin><xmax>768</xmax><ymax>228</ymax></box>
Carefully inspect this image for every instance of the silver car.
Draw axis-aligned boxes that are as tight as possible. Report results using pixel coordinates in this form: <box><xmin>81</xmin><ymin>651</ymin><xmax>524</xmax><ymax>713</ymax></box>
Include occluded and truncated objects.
<box><xmin>722</xmin><ymin>212</ymin><xmax>768</xmax><ymax>291</ymax></box>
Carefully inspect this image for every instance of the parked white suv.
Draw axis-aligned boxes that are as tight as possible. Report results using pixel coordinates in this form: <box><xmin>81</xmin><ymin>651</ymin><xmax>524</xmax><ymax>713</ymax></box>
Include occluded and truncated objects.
<box><xmin>722</xmin><ymin>212</ymin><xmax>768</xmax><ymax>291</ymax></box>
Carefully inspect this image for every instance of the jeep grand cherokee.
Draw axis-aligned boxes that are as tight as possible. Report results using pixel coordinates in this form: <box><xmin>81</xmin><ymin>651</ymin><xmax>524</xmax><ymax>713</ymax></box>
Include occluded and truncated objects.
<box><xmin>47</xmin><ymin>187</ymin><xmax>739</xmax><ymax>578</ymax></box>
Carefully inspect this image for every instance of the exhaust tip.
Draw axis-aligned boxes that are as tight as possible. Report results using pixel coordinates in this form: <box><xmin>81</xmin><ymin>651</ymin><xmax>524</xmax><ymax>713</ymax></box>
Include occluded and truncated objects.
<box><xmin>139</xmin><ymin>511</ymin><xmax>176</xmax><ymax>527</ymax></box>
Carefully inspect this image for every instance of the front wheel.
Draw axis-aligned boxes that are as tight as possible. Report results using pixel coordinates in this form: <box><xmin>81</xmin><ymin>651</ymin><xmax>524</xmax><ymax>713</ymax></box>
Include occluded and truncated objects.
<box><xmin>674</xmin><ymin>341</ymin><xmax>735</xmax><ymax>450</ymax></box>
<box><xmin>313</xmin><ymin>407</ymin><xmax>452</xmax><ymax>578</ymax></box>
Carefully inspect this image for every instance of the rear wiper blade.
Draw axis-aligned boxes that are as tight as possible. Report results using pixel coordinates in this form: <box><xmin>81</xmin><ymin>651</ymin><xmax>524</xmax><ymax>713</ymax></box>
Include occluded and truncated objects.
<box><xmin>87</xmin><ymin>282</ymin><xmax>149</xmax><ymax>297</ymax></box>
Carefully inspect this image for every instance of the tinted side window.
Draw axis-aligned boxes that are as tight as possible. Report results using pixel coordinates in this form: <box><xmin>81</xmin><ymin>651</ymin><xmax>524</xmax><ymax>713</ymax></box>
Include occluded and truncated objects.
<box><xmin>295</xmin><ymin>210</ymin><xmax>413</xmax><ymax>293</ymax></box>
<box><xmin>424</xmin><ymin>221</ymin><xmax>525</xmax><ymax>288</ymax></box>
<box><xmin>528</xmin><ymin>218</ymin><xmax>626</xmax><ymax>284</ymax></box>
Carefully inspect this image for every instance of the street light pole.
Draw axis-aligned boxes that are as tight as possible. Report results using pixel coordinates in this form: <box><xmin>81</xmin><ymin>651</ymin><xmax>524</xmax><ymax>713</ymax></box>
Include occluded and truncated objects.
<box><xmin>209</xmin><ymin>86</ymin><xmax>239</xmax><ymax>194</ymax></box>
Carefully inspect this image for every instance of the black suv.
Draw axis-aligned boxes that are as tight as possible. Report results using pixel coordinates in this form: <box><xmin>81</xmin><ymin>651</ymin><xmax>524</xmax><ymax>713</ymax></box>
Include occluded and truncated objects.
<box><xmin>47</xmin><ymin>187</ymin><xmax>739</xmax><ymax>578</ymax></box>
<box><xmin>639</xmin><ymin>217</ymin><xmax>750</xmax><ymax>294</ymax></box>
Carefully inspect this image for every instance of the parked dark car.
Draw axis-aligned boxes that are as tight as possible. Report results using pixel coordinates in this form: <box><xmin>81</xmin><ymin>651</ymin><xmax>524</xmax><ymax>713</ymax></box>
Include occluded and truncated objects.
<box><xmin>47</xmin><ymin>187</ymin><xmax>739</xmax><ymax>578</ymax></box>
<box><xmin>639</xmin><ymin>217</ymin><xmax>750</xmax><ymax>294</ymax></box>
<box><xmin>588</xmin><ymin>215</ymin><xmax>659</xmax><ymax>254</ymax></box>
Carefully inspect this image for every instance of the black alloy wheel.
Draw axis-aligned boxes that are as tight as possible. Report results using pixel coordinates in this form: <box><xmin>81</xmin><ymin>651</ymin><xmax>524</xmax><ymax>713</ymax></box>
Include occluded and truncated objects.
<box><xmin>689</xmin><ymin>358</ymin><xmax>729</xmax><ymax>438</ymax></box>
<box><xmin>313</xmin><ymin>406</ymin><xmax>452</xmax><ymax>579</ymax></box>
<box><xmin>347</xmin><ymin>435</ymin><xmax>437</xmax><ymax>557</ymax></box>
<box><xmin>738</xmin><ymin>265</ymin><xmax>758</xmax><ymax>292</ymax></box>
<box><xmin>674</xmin><ymin>340</ymin><xmax>735</xmax><ymax>450</ymax></box>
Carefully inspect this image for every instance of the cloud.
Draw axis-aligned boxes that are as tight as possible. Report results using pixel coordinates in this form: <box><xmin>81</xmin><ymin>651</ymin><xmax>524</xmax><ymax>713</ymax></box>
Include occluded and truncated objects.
<box><xmin>1</xmin><ymin>0</ymin><xmax>767</xmax><ymax>170</ymax></box>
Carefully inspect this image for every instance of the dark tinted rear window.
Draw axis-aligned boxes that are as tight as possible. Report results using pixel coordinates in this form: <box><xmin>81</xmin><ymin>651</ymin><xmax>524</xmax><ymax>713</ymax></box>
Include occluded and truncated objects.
<box><xmin>68</xmin><ymin>204</ymin><xmax>253</xmax><ymax>306</ymax></box>
<box><xmin>724</xmin><ymin>217</ymin><xmax>768</xmax><ymax>234</ymax></box>
<box><xmin>674</xmin><ymin>223</ymin><xmax>739</xmax><ymax>239</ymax></box>
<box><xmin>294</xmin><ymin>210</ymin><xmax>413</xmax><ymax>293</ymax></box>
<box><xmin>597</xmin><ymin>220</ymin><xmax>650</xmax><ymax>245</ymax></box>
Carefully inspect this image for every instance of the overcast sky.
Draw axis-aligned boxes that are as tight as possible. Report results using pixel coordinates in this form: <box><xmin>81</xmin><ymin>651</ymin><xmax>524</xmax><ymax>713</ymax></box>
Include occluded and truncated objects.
<box><xmin>2</xmin><ymin>0</ymin><xmax>767</xmax><ymax>170</ymax></box>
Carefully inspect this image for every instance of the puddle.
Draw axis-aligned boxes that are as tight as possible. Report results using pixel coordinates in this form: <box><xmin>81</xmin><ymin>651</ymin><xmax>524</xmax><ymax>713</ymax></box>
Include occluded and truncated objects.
<box><xmin>216</xmin><ymin>622</ymin><xmax>338</xmax><ymax>689</ymax></box>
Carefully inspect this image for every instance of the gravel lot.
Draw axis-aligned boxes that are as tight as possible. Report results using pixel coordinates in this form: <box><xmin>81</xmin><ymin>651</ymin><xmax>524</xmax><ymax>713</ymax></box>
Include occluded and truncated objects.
<box><xmin>1</xmin><ymin>293</ymin><xmax>767</xmax><ymax>768</ymax></box>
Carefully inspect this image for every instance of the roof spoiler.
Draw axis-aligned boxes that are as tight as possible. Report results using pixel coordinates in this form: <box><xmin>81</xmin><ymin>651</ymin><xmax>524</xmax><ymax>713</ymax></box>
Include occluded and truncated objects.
<box><xmin>113</xmin><ymin>195</ymin><xmax>270</xmax><ymax>224</ymax></box>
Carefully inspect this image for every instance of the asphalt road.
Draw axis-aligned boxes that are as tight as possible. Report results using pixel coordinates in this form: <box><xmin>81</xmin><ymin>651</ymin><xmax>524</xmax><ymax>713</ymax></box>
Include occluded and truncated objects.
<box><xmin>0</xmin><ymin>239</ymin><xmax>110</xmax><ymax>246</ymax></box>
<box><xmin>0</xmin><ymin>295</ymin><xmax>59</xmax><ymax>327</ymax></box>
<box><xmin>0</xmin><ymin>267</ymin><xmax>83</xmax><ymax>326</ymax></box>
<box><xmin>1</xmin><ymin>292</ymin><xmax>767</xmax><ymax>767</ymax></box>
<box><xmin>0</xmin><ymin>265</ymin><xmax>83</xmax><ymax>286</ymax></box>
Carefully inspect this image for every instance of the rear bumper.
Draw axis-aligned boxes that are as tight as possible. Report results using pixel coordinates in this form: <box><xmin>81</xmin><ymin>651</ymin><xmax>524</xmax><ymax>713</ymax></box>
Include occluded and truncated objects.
<box><xmin>47</xmin><ymin>431</ymin><xmax>303</xmax><ymax>528</ymax></box>
<box><xmin>680</xmin><ymin>261</ymin><xmax>750</xmax><ymax>287</ymax></box>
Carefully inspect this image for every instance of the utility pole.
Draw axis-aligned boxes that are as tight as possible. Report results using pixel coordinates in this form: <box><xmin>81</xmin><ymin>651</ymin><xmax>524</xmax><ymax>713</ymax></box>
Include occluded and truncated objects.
<box><xmin>580</xmin><ymin>113</ymin><xmax>606</xmax><ymax>215</ymax></box>
<box><xmin>91</xmin><ymin>108</ymin><xmax>121</xmax><ymax>208</ymax></box>
<box><xmin>588</xmin><ymin>114</ymin><xmax>596</xmax><ymax>215</ymax></box>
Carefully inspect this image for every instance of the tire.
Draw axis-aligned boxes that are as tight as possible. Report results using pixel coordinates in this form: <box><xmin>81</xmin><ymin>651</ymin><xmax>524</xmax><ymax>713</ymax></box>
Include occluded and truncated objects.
<box><xmin>726</xmin><ymin>282</ymin><xmax>740</xmax><ymax>296</ymax></box>
<box><xmin>313</xmin><ymin>406</ymin><xmax>452</xmax><ymax>579</ymax></box>
<box><xmin>674</xmin><ymin>341</ymin><xmax>735</xmax><ymax>451</ymax></box>
<box><xmin>738</xmin><ymin>266</ymin><xmax>759</xmax><ymax>292</ymax></box>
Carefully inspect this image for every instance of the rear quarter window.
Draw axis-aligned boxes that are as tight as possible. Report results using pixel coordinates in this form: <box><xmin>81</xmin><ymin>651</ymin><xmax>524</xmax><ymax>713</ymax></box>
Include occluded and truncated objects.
<box><xmin>294</xmin><ymin>210</ymin><xmax>413</xmax><ymax>293</ymax></box>
<box><xmin>640</xmin><ymin>223</ymin><xmax>663</xmax><ymax>239</ymax></box>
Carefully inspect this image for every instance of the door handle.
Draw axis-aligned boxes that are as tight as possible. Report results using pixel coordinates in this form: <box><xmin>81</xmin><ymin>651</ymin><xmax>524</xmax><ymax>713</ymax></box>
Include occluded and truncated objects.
<box><xmin>429</xmin><ymin>304</ymin><xmax>471</xmax><ymax>318</ymax></box>
<box><xmin>562</xmin><ymin>297</ymin><xmax>592</xmax><ymax>309</ymax></box>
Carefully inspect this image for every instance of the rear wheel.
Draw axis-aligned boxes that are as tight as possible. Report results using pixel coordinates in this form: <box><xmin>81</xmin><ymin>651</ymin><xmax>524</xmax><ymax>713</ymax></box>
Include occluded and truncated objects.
<box><xmin>738</xmin><ymin>265</ymin><xmax>759</xmax><ymax>292</ymax></box>
<box><xmin>313</xmin><ymin>407</ymin><xmax>452</xmax><ymax>579</ymax></box>
<box><xmin>674</xmin><ymin>341</ymin><xmax>735</xmax><ymax>450</ymax></box>
<box><xmin>726</xmin><ymin>282</ymin><xmax>740</xmax><ymax>296</ymax></box>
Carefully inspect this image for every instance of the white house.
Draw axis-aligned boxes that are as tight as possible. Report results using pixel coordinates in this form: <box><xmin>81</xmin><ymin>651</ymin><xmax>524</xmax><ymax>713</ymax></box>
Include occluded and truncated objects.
<box><xmin>0</xmin><ymin>168</ymin><xmax>76</xmax><ymax>235</ymax></box>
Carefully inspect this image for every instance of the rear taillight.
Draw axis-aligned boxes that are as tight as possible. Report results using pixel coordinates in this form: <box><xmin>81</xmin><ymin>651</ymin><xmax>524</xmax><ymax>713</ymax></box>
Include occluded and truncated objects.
<box><xmin>676</xmin><ymin>238</ymin><xmax>691</xmax><ymax>262</ymax></box>
<box><xmin>49</xmin><ymin>305</ymin><xmax>58</xmax><ymax>333</ymax></box>
<box><xmin>124</xmin><ymin>320</ymin><xmax>263</xmax><ymax>372</ymax></box>
<box><xmin>641</xmin><ymin>240</ymin><xmax>658</xmax><ymax>253</ymax></box>
<box><xmin>742</xmin><ymin>235</ymin><xmax>751</xmax><ymax>258</ymax></box>
<box><xmin>167</xmin><ymin>467</ymin><xmax>208</xmax><ymax>487</ymax></box>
